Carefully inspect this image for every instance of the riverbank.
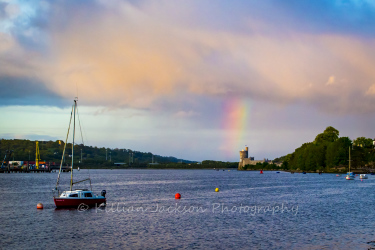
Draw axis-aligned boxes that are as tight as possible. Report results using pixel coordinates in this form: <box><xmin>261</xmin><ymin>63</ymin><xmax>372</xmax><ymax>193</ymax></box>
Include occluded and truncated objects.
<box><xmin>238</xmin><ymin>169</ymin><xmax>374</xmax><ymax>174</ymax></box>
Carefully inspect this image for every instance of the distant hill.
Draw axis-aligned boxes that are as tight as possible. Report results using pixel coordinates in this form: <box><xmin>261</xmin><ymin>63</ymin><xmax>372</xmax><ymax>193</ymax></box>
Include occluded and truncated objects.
<box><xmin>0</xmin><ymin>139</ymin><xmax>194</xmax><ymax>166</ymax></box>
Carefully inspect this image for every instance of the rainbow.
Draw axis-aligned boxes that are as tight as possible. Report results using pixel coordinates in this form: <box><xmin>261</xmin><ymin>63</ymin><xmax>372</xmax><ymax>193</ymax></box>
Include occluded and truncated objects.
<box><xmin>221</xmin><ymin>98</ymin><xmax>250</xmax><ymax>158</ymax></box>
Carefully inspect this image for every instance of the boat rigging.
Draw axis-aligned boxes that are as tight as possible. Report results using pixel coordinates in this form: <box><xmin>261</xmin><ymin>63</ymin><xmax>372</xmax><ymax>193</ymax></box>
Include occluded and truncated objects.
<box><xmin>53</xmin><ymin>98</ymin><xmax>106</xmax><ymax>208</ymax></box>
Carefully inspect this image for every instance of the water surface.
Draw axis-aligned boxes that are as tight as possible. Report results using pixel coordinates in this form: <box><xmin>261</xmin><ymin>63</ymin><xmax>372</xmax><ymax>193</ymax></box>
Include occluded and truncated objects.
<box><xmin>0</xmin><ymin>170</ymin><xmax>374</xmax><ymax>249</ymax></box>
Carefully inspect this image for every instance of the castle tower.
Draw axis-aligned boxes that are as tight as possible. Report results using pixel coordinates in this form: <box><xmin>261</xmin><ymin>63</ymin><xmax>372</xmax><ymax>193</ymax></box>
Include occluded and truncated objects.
<box><xmin>239</xmin><ymin>146</ymin><xmax>249</xmax><ymax>163</ymax></box>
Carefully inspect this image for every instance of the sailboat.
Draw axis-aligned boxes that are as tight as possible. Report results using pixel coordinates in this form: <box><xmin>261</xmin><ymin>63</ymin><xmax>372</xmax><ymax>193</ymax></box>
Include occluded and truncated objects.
<box><xmin>53</xmin><ymin>99</ymin><xmax>106</xmax><ymax>208</ymax></box>
<box><xmin>360</xmin><ymin>174</ymin><xmax>368</xmax><ymax>179</ymax></box>
<box><xmin>346</xmin><ymin>146</ymin><xmax>355</xmax><ymax>180</ymax></box>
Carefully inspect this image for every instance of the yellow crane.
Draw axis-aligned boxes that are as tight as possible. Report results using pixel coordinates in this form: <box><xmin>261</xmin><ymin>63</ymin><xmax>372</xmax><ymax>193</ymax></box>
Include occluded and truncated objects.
<box><xmin>36</xmin><ymin>141</ymin><xmax>41</xmax><ymax>169</ymax></box>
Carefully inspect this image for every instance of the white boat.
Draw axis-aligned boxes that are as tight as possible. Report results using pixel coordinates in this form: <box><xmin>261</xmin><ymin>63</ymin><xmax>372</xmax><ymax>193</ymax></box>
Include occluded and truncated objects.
<box><xmin>53</xmin><ymin>98</ymin><xmax>106</xmax><ymax>208</ymax></box>
<box><xmin>360</xmin><ymin>174</ymin><xmax>368</xmax><ymax>179</ymax></box>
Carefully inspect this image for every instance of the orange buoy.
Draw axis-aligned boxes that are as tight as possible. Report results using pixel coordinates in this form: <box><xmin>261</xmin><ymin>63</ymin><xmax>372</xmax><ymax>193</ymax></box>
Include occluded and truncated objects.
<box><xmin>175</xmin><ymin>193</ymin><xmax>181</xmax><ymax>199</ymax></box>
<box><xmin>37</xmin><ymin>203</ymin><xmax>43</xmax><ymax>209</ymax></box>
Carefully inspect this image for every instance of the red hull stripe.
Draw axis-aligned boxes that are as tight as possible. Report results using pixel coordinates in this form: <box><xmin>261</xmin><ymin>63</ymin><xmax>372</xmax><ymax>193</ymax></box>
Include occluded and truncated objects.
<box><xmin>54</xmin><ymin>198</ymin><xmax>106</xmax><ymax>208</ymax></box>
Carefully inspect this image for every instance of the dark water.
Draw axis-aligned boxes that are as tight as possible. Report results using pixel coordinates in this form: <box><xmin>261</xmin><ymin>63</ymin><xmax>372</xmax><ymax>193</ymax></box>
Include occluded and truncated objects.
<box><xmin>1</xmin><ymin>169</ymin><xmax>375</xmax><ymax>249</ymax></box>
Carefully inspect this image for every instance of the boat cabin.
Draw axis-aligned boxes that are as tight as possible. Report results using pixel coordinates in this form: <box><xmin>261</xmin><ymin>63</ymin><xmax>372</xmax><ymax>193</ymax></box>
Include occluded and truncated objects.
<box><xmin>59</xmin><ymin>189</ymin><xmax>98</xmax><ymax>198</ymax></box>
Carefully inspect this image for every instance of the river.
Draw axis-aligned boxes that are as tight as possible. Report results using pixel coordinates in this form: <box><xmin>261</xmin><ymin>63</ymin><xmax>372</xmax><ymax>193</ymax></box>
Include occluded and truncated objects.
<box><xmin>0</xmin><ymin>169</ymin><xmax>374</xmax><ymax>249</ymax></box>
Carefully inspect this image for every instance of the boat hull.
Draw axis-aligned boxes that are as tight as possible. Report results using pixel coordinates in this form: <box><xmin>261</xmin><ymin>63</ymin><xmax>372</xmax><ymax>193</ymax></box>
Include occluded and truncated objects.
<box><xmin>54</xmin><ymin>197</ymin><xmax>106</xmax><ymax>208</ymax></box>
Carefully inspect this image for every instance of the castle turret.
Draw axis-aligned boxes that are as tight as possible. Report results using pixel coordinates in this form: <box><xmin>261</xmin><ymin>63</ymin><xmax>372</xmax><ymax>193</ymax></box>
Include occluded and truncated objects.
<box><xmin>239</xmin><ymin>149</ymin><xmax>247</xmax><ymax>163</ymax></box>
<box><xmin>239</xmin><ymin>146</ymin><xmax>249</xmax><ymax>169</ymax></box>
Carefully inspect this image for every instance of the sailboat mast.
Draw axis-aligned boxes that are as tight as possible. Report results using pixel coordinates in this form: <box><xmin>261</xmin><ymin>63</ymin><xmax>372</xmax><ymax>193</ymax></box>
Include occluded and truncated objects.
<box><xmin>70</xmin><ymin>99</ymin><xmax>77</xmax><ymax>191</ymax></box>
<box><xmin>55</xmin><ymin>105</ymin><xmax>74</xmax><ymax>192</ymax></box>
<box><xmin>349</xmin><ymin>146</ymin><xmax>351</xmax><ymax>172</ymax></box>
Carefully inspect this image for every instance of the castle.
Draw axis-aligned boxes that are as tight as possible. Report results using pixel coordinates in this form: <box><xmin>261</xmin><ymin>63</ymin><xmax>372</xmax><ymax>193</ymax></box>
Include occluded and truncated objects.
<box><xmin>238</xmin><ymin>146</ymin><xmax>269</xmax><ymax>169</ymax></box>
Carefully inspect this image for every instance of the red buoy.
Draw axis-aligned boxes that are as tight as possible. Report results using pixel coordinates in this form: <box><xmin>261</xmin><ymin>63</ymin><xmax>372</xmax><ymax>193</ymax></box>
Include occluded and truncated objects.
<box><xmin>37</xmin><ymin>203</ymin><xmax>43</xmax><ymax>209</ymax></box>
<box><xmin>260</xmin><ymin>170</ymin><xmax>263</xmax><ymax>174</ymax></box>
<box><xmin>175</xmin><ymin>193</ymin><xmax>181</xmax><ymax>199</ymax></box>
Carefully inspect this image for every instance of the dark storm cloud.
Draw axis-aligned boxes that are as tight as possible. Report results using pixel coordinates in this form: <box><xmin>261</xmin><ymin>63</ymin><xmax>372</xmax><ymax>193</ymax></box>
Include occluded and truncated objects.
<box><xmin>0</xmin><ymin>76</ymin><xmax>68</xmax><ymax>107</ymax></box>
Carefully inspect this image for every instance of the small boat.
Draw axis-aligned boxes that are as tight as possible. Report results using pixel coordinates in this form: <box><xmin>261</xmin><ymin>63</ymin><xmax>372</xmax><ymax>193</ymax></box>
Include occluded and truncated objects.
<box><xmin>345</xmin><ymin>172</ymin><xmax>355</xmax><ymax>180</ymax></box>
<box><xmin>371</xmin><ymin>173</ymin><xmax>375</xmax><ymax>175</ymax></box>
<box><xmin>302</xmin><ymin>172</ymin><xmax>306</xmax><ymax>174</ymax></box>
<box><xmin>53</xmin><ymin>99</ymin><xmax>106</xmax><ymax>208</ymax></box>
<box><xmin>55</xmin><ymin>189</ymin><xmax>106</xmax><ymax>208</ymax></box>
<box><xmin>276</xmin><ymin>171</ymin><xmax>280</xmax><ymax>173</ymax></box>
<box><xmin>360</xmin><ymin>174</ymin><xmax>368</xmax><ymax>179</ymax></box>
<box><xmin>346</xmin><ymin>172</ymin><xmax>355</xmax><ymax>180</ymax></box>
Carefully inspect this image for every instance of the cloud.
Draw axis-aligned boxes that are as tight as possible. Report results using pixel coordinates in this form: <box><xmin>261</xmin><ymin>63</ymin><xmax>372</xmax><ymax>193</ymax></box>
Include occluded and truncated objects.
<box><xmin>326</xmin><ymin>76</ymin><xmax>335</xmax><ymax>85</ymax></box>
<box><xmin>0</xmin><ymin>76</ymin><xmax>67</xmax><ymax>106</ymax></box>
<box><xmin>365</xmin><ymin>84</ymin><xmax>375</xmax><ymax>96</ymax></box>
<box><xmin>174</xmin><ymin>110</ymin><xmax>199</xmax><ymax>118</ymax></box>
<box><xmin>1</xmin><ymin>0</ymin><xmax>375</xmax><ymax>116</ymax></box>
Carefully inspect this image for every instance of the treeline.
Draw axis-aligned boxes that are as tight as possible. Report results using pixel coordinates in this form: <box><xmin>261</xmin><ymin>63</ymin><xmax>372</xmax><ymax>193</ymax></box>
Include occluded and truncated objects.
<box><xmin>125</xmin><ymin>161</ymin><xmax>238</xmax><ymax>169</ymax></box>
<box><xmin>0</xmin><ymin>139</ymin><xmax>193</xmax><ymax>166</ymax></box>
<box><xmin>279</xmin><ymin>126</ymin><xmax>375</xmax><ymax>172</ymax></box>
<box><xmin>242</xmin><ymin>162</ymin><xmax>283</xmax><ymax>171</ymax></box>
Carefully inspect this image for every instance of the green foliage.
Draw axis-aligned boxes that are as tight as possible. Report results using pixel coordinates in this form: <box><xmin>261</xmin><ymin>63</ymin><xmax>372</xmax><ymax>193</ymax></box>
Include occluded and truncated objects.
<box><xmin>0</xmin><ymin>139</ymin><xmax>240</xmax><ymax>169</ymax></box>
<box><xmin>281</xmin><ymin>126</ymin><xmax>375</xmax><ymax>172</ymax></box>
<box><xmin>242</xmin><ymin>162</ymin><xmax>282</xmax><ymax>171</ymax></box>
<box><xmin>314</xmin><ymin>126</ymin><xmax>339</xmax><ymax>144</ymax></box>
<box><xmin>201</xmin><ymin>160</ymin><xmax>238</xmax><ymax>168</ymax></box>
<box><xmin>353</xmin><ymin>137</ymin><xmax>373</xmax><ymax>148</ymax></box>
<box><xmin>0</xmin><ymin>139</ymin><xmax>194</xmax><ymax>166</ymax></box>
<box><xmin>326</xmin><ymin>137</ymin><xmax>351</xmax><ymax>168</ymax></box>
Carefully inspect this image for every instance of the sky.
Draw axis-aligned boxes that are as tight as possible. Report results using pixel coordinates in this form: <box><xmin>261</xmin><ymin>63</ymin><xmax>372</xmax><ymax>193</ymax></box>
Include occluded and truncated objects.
<box><xmin>1</xmin><ymin>0</ymin><xmax>375</xmax><ymax>162</ymax></box>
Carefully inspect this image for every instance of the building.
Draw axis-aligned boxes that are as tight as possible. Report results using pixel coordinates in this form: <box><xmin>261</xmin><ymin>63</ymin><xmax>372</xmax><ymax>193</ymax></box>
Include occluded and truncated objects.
<box><xmin>238</xmin><ymin>146</ymin><xmax>269</xmax><ymax>169</ymax></box>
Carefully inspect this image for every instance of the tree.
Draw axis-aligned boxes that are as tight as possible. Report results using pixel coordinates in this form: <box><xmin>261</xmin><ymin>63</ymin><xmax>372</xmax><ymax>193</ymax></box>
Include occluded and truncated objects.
<box><xmin>353</xmin><ymin>137</ymin><xmax>373</xmax><ymax>148</ymax></box>
<box><xmin>314</xmin><ymin>126</ymin><xmax>339</xmax><ymax>144</ymax></box>
<box><xmin>326</xmin><ymin>137</ymin><xmax>351</xmax><ymax>168</ymax></box>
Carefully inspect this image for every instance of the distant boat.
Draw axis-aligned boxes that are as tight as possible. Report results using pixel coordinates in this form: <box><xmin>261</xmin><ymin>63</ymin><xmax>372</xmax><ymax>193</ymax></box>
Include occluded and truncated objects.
<box><xmin>276</xmin><ymin>171</ymin><xmax>280</xmax><ymax>173</ymax></box>
<box><xmin>346</xmin><ymin>172</ymin><xmax>355</xmax><ymax>180</ymax></box>
<box><xmin>371</xmin><ymin>173</ymin><xmax>375</xmax><ymax>175</ymax></box>
<box><xmin>53</xmin><ymin>99</ymin><xmax>106</xmax><ymax>208</ymax></box>
<box><xmin>360</xmin><ymin>174</ymin><xmax>368</xmax><ymax>179</ymax></box>
<box><xmin>302</xmin><ymin>172</ymin><xmax>306</xmax><ymax>174</ymax></box>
